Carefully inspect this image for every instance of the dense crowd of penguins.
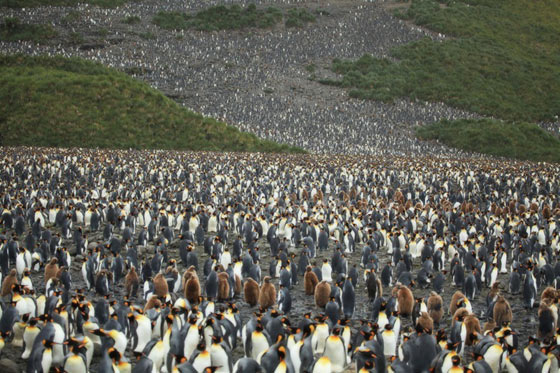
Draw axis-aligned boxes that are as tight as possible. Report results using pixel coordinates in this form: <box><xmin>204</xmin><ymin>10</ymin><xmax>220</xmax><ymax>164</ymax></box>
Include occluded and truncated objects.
<box><xmin>0</xmin><ymin>147</ymin><xmax>558</xmax><ymax>373</ymax></box>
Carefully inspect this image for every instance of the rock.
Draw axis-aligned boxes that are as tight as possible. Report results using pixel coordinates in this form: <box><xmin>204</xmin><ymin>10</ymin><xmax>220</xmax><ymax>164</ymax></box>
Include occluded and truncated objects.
<box><xmin>0</xmin><ymin>359</ymin><xmax>19</xmax><ymax>373</ymax></box>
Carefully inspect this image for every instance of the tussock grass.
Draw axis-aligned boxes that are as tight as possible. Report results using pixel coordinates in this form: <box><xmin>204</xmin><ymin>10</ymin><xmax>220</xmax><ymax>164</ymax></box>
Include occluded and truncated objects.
<box><xmin>417</xmin><ymin>119</ymin><xmax>560</xmax><ymax>163</ymax></box>
<box><xmin>0</xmin><ymin>54</ymin><xmax>304</xmax><ymax>153</ymax></box>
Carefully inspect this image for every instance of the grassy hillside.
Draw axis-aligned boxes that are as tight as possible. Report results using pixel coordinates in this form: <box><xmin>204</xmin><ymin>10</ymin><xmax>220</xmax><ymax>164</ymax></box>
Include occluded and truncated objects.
<box><xmin>329</xmin><ymin>0</ymin><xmax>560</xmax><ymax>123</ymax></box>
<box><xmin>153</xmin><ymin>4</ymin><xmax>317</xmax><ymax>31</ymax></box>
<box><xmin>417</xmin><ymin>119</ymin><xmax>560</xmax><ymax>163</ymax></box>
<box><xmin>0</xmin><ymin>54</ymin><xmax>304</xmax><ymax>153</ymax></box>
<box><xmin>325</xmin><ymin>0</ymin><xmax>560</xmax><ymax>161</ymax></box>
<box><xmin>1</xmin><ymin>17</ymin><xmax>57</xmax><ymax>43</ymax></box>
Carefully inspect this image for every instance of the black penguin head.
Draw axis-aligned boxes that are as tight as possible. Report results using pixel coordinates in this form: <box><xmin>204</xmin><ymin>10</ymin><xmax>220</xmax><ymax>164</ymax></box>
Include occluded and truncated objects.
<box><xmin>108</xmin><ymin>347</ymin><xmax>121</xmax><ymax>362</ymax></box>
<box><xmin>42</xmin><ymin>339</ymin><xmax>56</xmax><ymax>349</ymax></box>
<box><xmin>451</xmin><ymin>355</ymin><xmax>461</xmax><ymax>366</ymax></box>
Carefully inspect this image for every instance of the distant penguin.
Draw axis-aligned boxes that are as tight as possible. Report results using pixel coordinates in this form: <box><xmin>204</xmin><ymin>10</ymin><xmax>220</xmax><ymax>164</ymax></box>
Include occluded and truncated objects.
<box><xmin>433</xmin><ymin>271</ymin><xmax>445</xmax><ymax>293</ymax></box>
<box><xmin>259</xmin><ymin>276</ymin><xmax>276</xmax><ymax>310</ymax></box>
<box><xmin>523</xmin><ymin>268</ymin><xmax>537</xmax><ymax>309</ymax></box>
<box><xmin>184</xmin><ymin>267</ymin><xmax>201</xmax><ymax>304</ymax></box>
<box><xmin>206</xmin><ymin>271</ymin><xmax>218</xmax><ymax>300</ymax></box>
<box><xmin>153</xmin><ymin>273</ymin><xmax>169</xmax><ymax>297</ymax></box>
<box><xmin>278</xmin><ymin>285</ymin><xmax>292</xmax><ymax>314</ymax></box>
<box><xmin>493</xmin><ymin>295</ymin><xmax>512</xmax><ymax>327</ymax></box>
<box><xmin>125</xmin><ymin>267</ymin><xmax>139</xmax><ymax>299</ymax></box>
<box><xmin>44</xmin><ymin>257</ymin><xmax>59</xmax><ymax>285</ymax></box>
<box><xmin>428</xmin><ymin>292</ymin><xmax>444</xmax><ymax>326</ymax></box>
<box><xmin>1</xmin><ymin>268</ymin><xmax>18</xmax><ymax>296</ymax></box>
<box><xmin>304</xmin><ymin>266</ymin><xmax>319</xmax><ymax>295</ymax></box>
<box><xmin>315</xmin><ymin>281</ymin><xmax>331</xmax><ymax>308</ymax></box>
<box><xmin>341</xmin><ymin>279</ymin><xmax>355</xmax><ymax>319</ymax></box>
<box><xmin>393</xmin><ymin>284</ymin><xmax>414</xmax><ymax>317</ymax></box>
<box><xmin>244</xmin><ymin>278</ymin><xmax>260</xmax><ymax>307</ymax></box>
<box><xmin>538</xmin><ymin>303</ymin><xmax>555</xmax><ymax>340</ymax></box>
<box><xmin>509</xmin><ymin>268</ymin><xmax>521</xmax><ymax>294</ymax></box>
<box><xmin>381</xmin><ymin>263</ymin><xmax>393</xmax><ymax>288</ymax></box>
<box><xmin>218</xmin><ymin>272</ymin><xmax>230</xmax><ymax>301</ymax></box>
<box><xmin>322</xmin><ymin>259</ymin><xmax>333</xmax><ymax>283</ymax></box>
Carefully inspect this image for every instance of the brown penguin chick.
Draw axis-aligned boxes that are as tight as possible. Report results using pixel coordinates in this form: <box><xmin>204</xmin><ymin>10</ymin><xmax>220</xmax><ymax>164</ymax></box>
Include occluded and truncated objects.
<box><xmin>488</xmin><ymin>282</ymin><xmax>500</xmax><ymax>303</ymax></box>
<box><xmin>393</xmin><ymin>284</ymin><xmax>414</xmax><ymax>317</ymax></box>
<box><xmin>259</xmin><ymin>276</ymin><xmax>276</xmax><ymax>310</ymax></box>
<box><xmin>153</xmin><ymin>273</ymin><xmax>168</xmax><ymax>297</ymax></box>
<box><xmin>144</xmin><ymin>295</ymin><xmax>162</xmax><ymax>312</ymax></box>
<box><xmin>125</xmin><ymin>267</ymin><xmax>139</xmax><ymax>299</ymax></box>
<box><xmin>464</xmin><ymin>314</ymin><xmax>481</xmax><ymax>345</ymax></box>
<box><xmin>217</xmin><ymin>272</ymin><xmax>230</xmax><ymax>301</ymax></box>
<box><xmin>452</xmin><ymin>307</ymin><xmax>470</xmax><ymax>324</ymax></box>
<box><xmin>483</xmin><ymin>318</ymin><xmax>497</xmax><ymax>334</ymax></box>
<box><xmin>449</xmin><ymin>291</ymin><xmax>467</xmax><ymax>316</ymax></box>
<box><xmin>493</xmin><ymin>295</ymin><xmax>513</xmax><ymax>327</ymax></box>
<box><xmin>1</xmin><ymin>269</ymin><xmax>18</xmax><ymax>296</ymax></box>
<box><xmin>541</xmin><ymin>286</ymin><xmax>557</xmax><ymax>303</ymax></box>
<box><xmin>44</xmin><ymin>258</ymin><xmax>59</xmax><ymax>284</ymax></box>
<box><xmin>427</xmin><ymin>291</ymin><xmax>444</xmax><ymax>325</ymax></box>
<box><xmin>185</xmin><ymin>270</ymin><xmax>201</xmax><ymax>305</ymax></box>
<box><xmin>416</xmin><ymin>312</ymin><xmax>434</xmax><ymax>334</ymax></box>
<box><xmin>304</xmin><ymin>266</ymin><xmax>319</xmax><ymax>295</ymax></box>
<box><xmin>234</xmin><ymin>274</ymin><xmax>242</xmax><ymax>296</ymax></box>
<box><xmin>181</xmin><ymin>266</ymin><xmax>195</xmax><ymax>289</ymax></box>
<box><xmin>244</xmin><ymin>278</ymin><xmax>260</xmax><ymax>307</ymax></box>
<box><xmin>314</xmin><ymin>281</ymin><xmax>331</xmax><ymax>308</ymax></box>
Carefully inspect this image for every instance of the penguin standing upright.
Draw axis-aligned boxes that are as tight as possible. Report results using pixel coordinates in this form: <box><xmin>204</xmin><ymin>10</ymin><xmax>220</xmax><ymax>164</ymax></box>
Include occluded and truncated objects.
<box><xmin>341</xmin><ymin>278</ymin><xmax>355</xmax><ymax>319</ymax></box>
<box><xmin>382</xmin><ymin>324</ymin><xmax>397</xmax><ymax>358</ymax></box>
<box><xmin>27</xmin><ymin>338</ymin><xmax>55</xmax><ymax>373</ymax></box>
<box><xmin>323</xmin><ymin>327</ymin><xmax>348</xmax><ymax>372</ymax></box>
<box><xmin>210</xmin><ymin>335</ymin><xmax>232</xmax><ymax>373</ymax></box>
<box><xmin>259</xmin><ymin>276</ymin><xmax>276</xmax><ymax>310</ymax></box>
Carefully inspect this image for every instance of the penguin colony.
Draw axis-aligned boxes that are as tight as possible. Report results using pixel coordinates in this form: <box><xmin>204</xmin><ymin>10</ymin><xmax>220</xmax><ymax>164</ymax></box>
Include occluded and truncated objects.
<box><xmin>0</xmin><ymin>0</ymin><xmax>494</xmax><ymax>157</ymax></box>
<box><xmin>0</xmin><ymin>147</ymin><xmax>559</xmax><ymax>373</ymax></box>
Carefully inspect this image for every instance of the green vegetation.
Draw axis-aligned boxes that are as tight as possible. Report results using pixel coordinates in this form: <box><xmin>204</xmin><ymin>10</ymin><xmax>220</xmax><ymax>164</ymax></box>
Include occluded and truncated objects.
<box><xmin>1</xmin><ymin>0</ymin><xmax>130</xmax><ymax>8</ymax></box>
<box><xmin>122</xmin><ymin>15</ymin><xmax>141</xmax><ymax>25</ymax></box>
<box><xmin>0</xmin><ymin>54</ymin><xmax>304</xmax><ymax>153</ymax></box>
<box><xmin>153</xmin><ymin>4</ymin><xmax>282</xmax><ymax>31</ymax></box>
<box><xmin>68</xmin><ymin>31</ymin><xmax>84</xmax><ymax>44</ymax></box>
<box><xmin>139</xmin><ymin>31</ymin><xmax>155</xmax><ymax>40</ymax></box>
<box><xmin>153</xmin><ymin>4</ymin><xmax>316</xmax><ymax>32</ymax></box>
<box><xmin>329</xmin><ymin>0</ymin><xmax>560</xmax><ymax>123</ymax></box>
<box><xmin>62</xmin><ymin>10</ymin><xmax>81</xmax><ymax>24</ymax></box>
<box><xmin>0</xmin><ymin>17</ymin><xmax>57</xmax><ymax>43</ymax></box>
<box><xmin>417</xmin><ymin>119</ymin><xmax>560</xmax><ymax>163</ymax></box>
<box><xmin>327</xmin><ymin>0</ymin><xmax>560</xmax><ymax>161</ymax></box>
<box><xmin>285</xmin><ymin>8</ymin><xmax>315</xmax><ymax>28</ymax></box>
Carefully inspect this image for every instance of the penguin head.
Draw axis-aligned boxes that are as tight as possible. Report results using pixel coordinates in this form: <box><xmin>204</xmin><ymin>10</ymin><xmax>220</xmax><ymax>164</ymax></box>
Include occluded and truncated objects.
<box><xmin>451</xmin><ymin>355</ymin><xmax>461</xmax><ymax>366</ymax></box>
<box><xmin>42</xmin><ymin>339</ymin><xmax>56</xmax><ymax>349</ymax></box>
<box><xmin>108</xmin><ymin>347</ymin><xmax>122</xmax><ymax>362</ymax></box>
<box><xmin>277</xmin><ymin>345</ymin><xmax>287</xmax><ymax>360</ymax></box>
